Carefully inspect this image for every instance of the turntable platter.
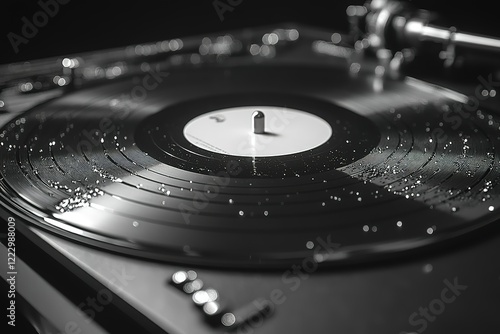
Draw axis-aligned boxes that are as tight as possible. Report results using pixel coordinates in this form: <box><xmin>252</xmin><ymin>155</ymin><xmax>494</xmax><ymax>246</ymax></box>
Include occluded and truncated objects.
<box><xmin>1</xmin><ymin>63</ymin><xmax>499</xmax><ymax>268</ymax></box>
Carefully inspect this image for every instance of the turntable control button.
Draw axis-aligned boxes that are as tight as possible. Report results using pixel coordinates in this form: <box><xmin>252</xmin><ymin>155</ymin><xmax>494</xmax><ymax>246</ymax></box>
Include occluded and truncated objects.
<box><xmin>170</xmin><ymin>270</ymin><xmax>199</xmax><ymax>290</ymax></box>
<box><xmin>252</xmin><ymin>110</ymin><xmax>265</xmax><ymax>134</ymax></box>
<box><xmin>168</xmin><ymin>271</ymin><xmax>273</xmax><ymax>329</ymax></box>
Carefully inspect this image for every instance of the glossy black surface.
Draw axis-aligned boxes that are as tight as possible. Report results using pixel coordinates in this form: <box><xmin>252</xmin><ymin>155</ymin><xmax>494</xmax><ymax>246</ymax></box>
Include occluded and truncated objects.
<box><xmin>1</xmin><ymin>29</ymin><xmax>500</xmax><ymax>269</ymax></box>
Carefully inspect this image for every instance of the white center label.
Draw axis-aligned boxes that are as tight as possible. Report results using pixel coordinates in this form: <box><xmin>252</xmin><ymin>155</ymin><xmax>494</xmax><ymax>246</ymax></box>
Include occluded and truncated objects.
<box><xmin>183</xmin><ymin>106</ymin><xmax>332</xmax><ymax>157</ymax></box>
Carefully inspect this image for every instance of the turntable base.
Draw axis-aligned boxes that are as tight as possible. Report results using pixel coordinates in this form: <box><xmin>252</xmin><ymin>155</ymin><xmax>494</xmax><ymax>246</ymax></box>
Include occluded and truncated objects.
<box><xmin>1</xmin><ymin>19</ymin><xmax>500</xmax><ymax>334</ymax></box>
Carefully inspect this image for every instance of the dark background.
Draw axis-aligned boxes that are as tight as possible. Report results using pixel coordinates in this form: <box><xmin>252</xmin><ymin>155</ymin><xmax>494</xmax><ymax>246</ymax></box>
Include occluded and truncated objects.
<box><xmin>1</xmin><ymin>0</ymin><xmax>500</xmax><ymax>64</ymax></box>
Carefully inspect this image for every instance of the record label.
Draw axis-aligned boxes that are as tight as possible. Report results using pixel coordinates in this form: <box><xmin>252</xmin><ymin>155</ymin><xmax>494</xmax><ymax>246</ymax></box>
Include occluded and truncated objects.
<box><xmin>183</xmin><ymin>106</ymin><xmax>333</xmax><ymax>157</ymax></box>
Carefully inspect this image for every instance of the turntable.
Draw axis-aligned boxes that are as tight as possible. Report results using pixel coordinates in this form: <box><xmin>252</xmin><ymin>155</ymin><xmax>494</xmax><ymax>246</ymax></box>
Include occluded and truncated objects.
<box><xmin>1</xmin><ymin>1</ymin><xmax>500</xmax><ymax>333</ymax></box>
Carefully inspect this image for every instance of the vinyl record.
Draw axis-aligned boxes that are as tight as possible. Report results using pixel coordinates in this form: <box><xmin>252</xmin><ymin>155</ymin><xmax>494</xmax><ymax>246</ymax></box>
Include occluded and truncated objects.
<box><xmin>1</xmin><ymin>63</ymin><xmax>500</xmax><ymax>268</ymax></box>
